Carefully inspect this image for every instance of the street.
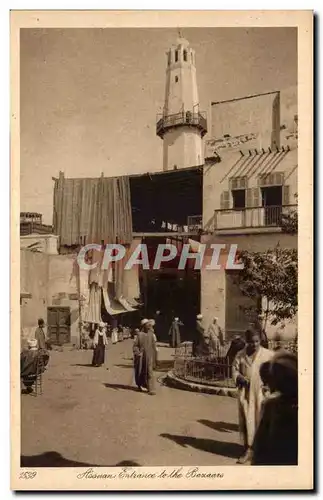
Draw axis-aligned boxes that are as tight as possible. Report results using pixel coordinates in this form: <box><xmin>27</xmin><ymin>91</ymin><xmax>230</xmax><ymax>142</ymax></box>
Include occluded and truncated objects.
<box><xmin>21</xmin><ymin>340</ymin><xmax>241</xmax><ymax>467</ymax></box>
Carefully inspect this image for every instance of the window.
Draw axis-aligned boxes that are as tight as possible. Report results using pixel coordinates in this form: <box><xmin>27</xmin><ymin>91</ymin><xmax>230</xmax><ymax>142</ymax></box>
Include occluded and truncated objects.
<box><xmin>175</xmin><ymin>76</ymin><xmax>179</xmax><ymax>83</ymax></box>
<box><xmin>230</xmin><ymin>177</ymin><xmax>247</xmax><ymax>190</ymax></box>
<box><xmin>168</xmin><ymin>51</ymin><xmax>171</xmax><ymax>66</ymax></box>
<box><xmin>232</xmin><ymin>189</ymin><xmax>246</xmax><ymax>210</ymax></box>
<box><xmin>183</xmin><ymin>49</ymin><xmax>187</xmax><ymax>61</ymax></box>
<box><xmin>175</xmin><ymin>50</ymin><xmax>178</xmax><ymax>62</ymax></box>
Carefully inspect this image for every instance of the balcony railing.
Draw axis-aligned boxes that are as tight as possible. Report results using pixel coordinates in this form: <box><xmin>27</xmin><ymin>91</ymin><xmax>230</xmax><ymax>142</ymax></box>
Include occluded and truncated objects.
<box><xmin>156</xmin><ymin>111</ymin><xmax>207</xmax><ymax>138</ymax></box>
<box><xmin>187</xmin><ymin>215</ymin><xmax>203</xmax><ymax>233</ymax></box>
<box><xmin>20</xmin><ymin>222</ymin><xmax>53</xmax><ymax>236</ymax></box>
<box><xmin>213</xmin><ymin>205</ymin><xmax>297</xmax><ymax>231</ymax></box>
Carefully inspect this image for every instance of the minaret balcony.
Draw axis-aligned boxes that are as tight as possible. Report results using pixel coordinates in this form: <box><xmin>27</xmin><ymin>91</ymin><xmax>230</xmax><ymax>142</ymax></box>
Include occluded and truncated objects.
<box><xmin>156</xmin><ymin>111</ymin><xmax>207</xmax><ymax>138</ymax></box>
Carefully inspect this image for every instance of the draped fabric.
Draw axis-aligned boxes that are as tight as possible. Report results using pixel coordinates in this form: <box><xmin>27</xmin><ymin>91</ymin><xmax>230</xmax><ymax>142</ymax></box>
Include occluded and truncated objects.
<box><xmin>122</xmin><ymin>239</ymin><xmax>141</xmax><ymax>304</ymax></box>
<box><xmin>74</xmin><ymin>238</ymin><xmax>141</xmax><ymax>322</ymax></box>
<box><xmin>85</xmin><ymin>283</ymin><xmax>102</xmax><ymax>324</ymax></box>
<box><xmin>102</xmin><ymin>287</ymin><xmax>132</xmax><ymax>316</ymax></box>
<box><xmin>53</xmin><ymin>175</ymin><xmax>133</xmax><ymax>246</ymax></box>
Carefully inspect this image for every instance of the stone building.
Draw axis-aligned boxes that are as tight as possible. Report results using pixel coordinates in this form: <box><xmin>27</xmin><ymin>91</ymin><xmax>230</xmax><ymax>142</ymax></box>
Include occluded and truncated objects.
<box><xmin>202</xmin><ymin>87</ymin><xmax>298</xmax><ymax>339</ymax></box>
<box><xmin>20</xmin><ymin>37</ymin><xmax>298</xmax><ymax>346</ymax></box>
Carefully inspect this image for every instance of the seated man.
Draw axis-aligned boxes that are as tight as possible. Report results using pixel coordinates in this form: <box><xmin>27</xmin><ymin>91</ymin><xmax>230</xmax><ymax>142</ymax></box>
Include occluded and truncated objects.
<box><xmin>21</xmin><ymin>339</ymin><xmax>49</xmax><ymax>394</ymax></box>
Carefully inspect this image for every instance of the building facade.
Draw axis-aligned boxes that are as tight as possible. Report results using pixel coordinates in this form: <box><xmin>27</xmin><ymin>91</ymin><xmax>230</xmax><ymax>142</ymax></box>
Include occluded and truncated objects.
<box><xmin>201</xmin><ymin>87</ymin><xmax>298</xmax><ymax>340</ymax></box>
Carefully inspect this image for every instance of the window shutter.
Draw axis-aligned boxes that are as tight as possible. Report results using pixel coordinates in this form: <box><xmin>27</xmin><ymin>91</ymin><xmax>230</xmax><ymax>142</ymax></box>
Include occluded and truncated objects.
<box><xmin>252</xmin><ymin>188</ymin><xmax>260</xmax><ymax>207</ymax></box>
<box><xmin>240</xmin><ymin>177</ymin><xmax>247</xmax><ymax>189</ymax></box>
<box><xmin>273</xmin><ymin>172</ymin><xmax>284</xmax><ymax>185</ymax></box>
<box><xmin>220</xmin><ymin>191</ymin><xmax>230</xmax><ymax>210</ymax></box>
<box><xmin>283</xmin><ymin>185</ymin><xmax>290</xmax><ymax>206</ymax></box>
<box><xmin>246</xmin><ymin>188</ymin><xmax>253</xmax><ymax>207</ymax></box>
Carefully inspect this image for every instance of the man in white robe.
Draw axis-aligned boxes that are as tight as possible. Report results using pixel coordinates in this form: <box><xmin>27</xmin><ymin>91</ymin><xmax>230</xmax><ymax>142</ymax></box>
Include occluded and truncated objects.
<box><xmin>232</xmin><ymin>328</ymin><xmax>273</xmax><ymax>464</ymax></box>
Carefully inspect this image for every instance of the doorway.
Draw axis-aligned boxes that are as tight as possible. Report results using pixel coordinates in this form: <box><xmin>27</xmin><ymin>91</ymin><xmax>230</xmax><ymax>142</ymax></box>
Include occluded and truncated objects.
<box><xmin>261</xmin><ymin>186</ymin><xmax>282</xmax><ymax>226</ymax></box>
<box><xmin>47</xmin><ymin>307</ymin><xmax>71</xmax><ymax>345</ymax></box>
<box><xmin>142</xmin><ymin>270</ymin><xmax>200</xmax><ymax>342</ymax></box>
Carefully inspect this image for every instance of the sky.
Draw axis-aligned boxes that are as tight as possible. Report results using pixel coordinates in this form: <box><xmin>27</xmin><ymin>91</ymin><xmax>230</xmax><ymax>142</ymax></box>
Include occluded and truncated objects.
<box><xmin>20</xmin><ymin>27</ymin><xmax>297</xmax><ymax>223</ymax></box>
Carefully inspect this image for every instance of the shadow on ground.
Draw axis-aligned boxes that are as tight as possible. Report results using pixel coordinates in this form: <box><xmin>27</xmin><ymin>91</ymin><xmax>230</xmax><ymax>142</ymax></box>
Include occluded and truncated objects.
<box><xmin>113</xmin><ymin>361</ymin><xmax>173</xmax><ymax>373</ymax></box>
<box><xmin>21</xmin><ymin>452</ymin><xmax>141</xmax><ymax>467</ymax></box>
<box><xmin>198</xmin><ymin>420</ymin><xmax>239</xmax><ymax>433</ymax></box>
<box><xmin>103</xmin><ymin>383</ymin><xmax>140</xmax><ymax>392</ymax></box>
<box><xmin>71</xmin><ymin>363</ymin><xmax>95</xmax><ymax>368</ymax></box>
<box><xmin>160</xmin><ymin>433</ymin><xmax>242</xmax><ymax>459</ymax></box>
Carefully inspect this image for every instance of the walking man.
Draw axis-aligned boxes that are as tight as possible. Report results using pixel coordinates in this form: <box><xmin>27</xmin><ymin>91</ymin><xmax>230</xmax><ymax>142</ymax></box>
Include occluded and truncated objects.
<box><xmin>232</xmin><ymin>328</ymin><xmax>273</xmax><ymax>464</ymax></box>
<box><xmin>133</xmin><ymin>319</ymin><xmax>157</xmax><ymax>395</ymax></box>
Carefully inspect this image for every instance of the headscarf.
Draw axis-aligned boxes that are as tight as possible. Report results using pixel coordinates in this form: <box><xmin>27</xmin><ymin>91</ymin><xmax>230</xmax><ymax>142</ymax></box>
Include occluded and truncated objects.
<box><xmin>28</xmin><ymin>338</ymin><xmax>38</xmax><ymax>349</ymax></box>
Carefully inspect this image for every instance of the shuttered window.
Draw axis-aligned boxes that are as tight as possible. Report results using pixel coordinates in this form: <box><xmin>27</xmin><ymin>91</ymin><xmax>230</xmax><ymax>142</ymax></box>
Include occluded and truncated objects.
<box><xmin>246</xmin><ymin>188</ymin><xmax>260</xmax><ymax>208</ymax></box>
<box><xmin>283</xmin><ymin>185</ymin><xmax>290</xmax><ymax>205</ymax></box>
<box><xmin>258</xmin><ymin>172</ymin><xmax>284</xmax><ymax>187</ymax></box>
<box><xmin>220</xmin><ymin>191</ymin><xmax>230</xmax><ymax>210</ymax></box>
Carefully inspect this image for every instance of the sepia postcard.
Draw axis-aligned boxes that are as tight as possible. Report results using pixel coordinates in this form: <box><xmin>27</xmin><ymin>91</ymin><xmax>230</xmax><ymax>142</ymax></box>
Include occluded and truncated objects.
<box><xmin>11</xmin><ymin>10</ymin><xmax>313</xmax><ymax>491</ymax></box>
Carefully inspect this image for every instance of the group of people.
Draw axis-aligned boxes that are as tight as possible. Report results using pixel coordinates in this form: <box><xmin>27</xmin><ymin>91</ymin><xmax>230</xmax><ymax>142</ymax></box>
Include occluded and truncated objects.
<box><xmin>90</xmin><ymin>317</ymin><xmax>158</xmax><ymax>395</ymax></box>
<box><xmin>167</xmin><ymin>313</ymin><xmax>224</xmax><ymax>353</ymax></box>
<box><xmin>232</xmin><ymin>327</ymin><xmax>298</xmax><ymax>466</ymax></box>
<box><xmin>90</xmin><ymin>321</ymin><xmax>133</xmax><ymax>367</ymax></box>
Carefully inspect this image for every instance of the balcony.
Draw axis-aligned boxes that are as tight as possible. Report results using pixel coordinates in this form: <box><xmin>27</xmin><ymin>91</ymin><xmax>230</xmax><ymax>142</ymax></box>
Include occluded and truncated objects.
<box><xmin>156</xmin><ymin>111</ymin><xmax>207</xmax><ymax>138</ymax></box>
<box><xmin>213</xmin><ymin>205</ymin><xmax>297</xmax><ymax>232</ymax></box>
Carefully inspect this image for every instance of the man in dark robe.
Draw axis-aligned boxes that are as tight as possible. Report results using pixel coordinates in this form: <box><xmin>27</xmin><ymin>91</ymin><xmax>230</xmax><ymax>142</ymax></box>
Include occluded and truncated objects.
<box><xmin>133</xmin><ymin>319</ymin><xmax>157</xmax><ymax>395</ymax></box>
<box><xmin>252</xmin><ymin>350</ymin><xmax>298</xmax><ymax>466</ymax></box>
<box><xmin>168</xmin><ymin>317</ymin><xmax>182</xmax><ymax>348</ymax></box>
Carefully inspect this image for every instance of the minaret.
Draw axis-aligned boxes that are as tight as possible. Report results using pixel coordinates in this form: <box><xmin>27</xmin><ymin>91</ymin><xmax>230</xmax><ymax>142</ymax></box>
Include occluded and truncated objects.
<box><xmin>157</xmin><ymin>35</ymin><xmax>207</xmax><ymax>171</ymax></box>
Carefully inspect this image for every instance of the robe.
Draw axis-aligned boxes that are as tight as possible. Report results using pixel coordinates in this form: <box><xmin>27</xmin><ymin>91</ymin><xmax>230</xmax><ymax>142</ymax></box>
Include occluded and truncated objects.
<box><xmin>252</xmin><ymin>392</ymin><xmax>298</xmax><ymax>465</ymax></box>
<box><xmin>111</xmin><ymin>328</ymin><xmax>118</xmax><ymax>344</ymax></box>
<box><xmin>92</xmin><ymin>330</ymin><xmax>108</xmax><ymax>366</ymax></box>
<box><xmin>168</xmin><ymin>321</ymin><xmax>181</xmax><ymax>348</ymax></box>
<box><xmin>21</xmin><ymin>349</ymin><xmax>49</xmax><ymax>388</ymax></box>
<box><xmin>133</xmin><ymin>329</ymin><xmax>156</xmax><ymax>392</ymax></box>
<box><xmin>207</xmin><ymin>323</ymin><xmax>224</xmax><ymax>351</ymax></box>
<box><xmin>35</xmin><ymin>327</ymin><xmax>46</xmax><ymax>350</ymax></box>
<box><xmin>232</xmin><ymin>346</ymin><xmax>273</xmax><ymax>448</ymax></box>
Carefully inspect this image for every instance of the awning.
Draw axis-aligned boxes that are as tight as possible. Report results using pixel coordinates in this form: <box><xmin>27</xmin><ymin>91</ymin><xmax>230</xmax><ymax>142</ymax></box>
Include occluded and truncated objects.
<box><xmin>102</xmin><ymin>288</ymin><xmax>136</xmax><ymax>316</ymax></box>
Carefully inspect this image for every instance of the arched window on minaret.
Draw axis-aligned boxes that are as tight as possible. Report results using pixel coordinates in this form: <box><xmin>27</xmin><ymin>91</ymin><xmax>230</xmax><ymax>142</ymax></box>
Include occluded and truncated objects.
<box><xmin>168</xmin><ymin>51</ymin><xmax>171</xmax><ymax>66</ymax></box>
<box><xmin>175</xmin><ymin>50</ymin><xmax>178</xmax><ymax>62</ymax></box>
<box><xmin>183</xmin><ymin>49</ymin><xmax>187</xmax><ymax>62</ymax></box>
